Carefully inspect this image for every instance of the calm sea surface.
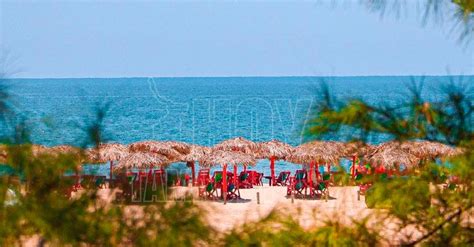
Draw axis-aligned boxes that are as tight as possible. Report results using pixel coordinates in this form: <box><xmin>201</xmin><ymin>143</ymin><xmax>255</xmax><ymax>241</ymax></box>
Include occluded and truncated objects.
<box><xmin>2</xmin><ymin>76</ymin><xmax>472</xmax><ymax>176</ymax></box>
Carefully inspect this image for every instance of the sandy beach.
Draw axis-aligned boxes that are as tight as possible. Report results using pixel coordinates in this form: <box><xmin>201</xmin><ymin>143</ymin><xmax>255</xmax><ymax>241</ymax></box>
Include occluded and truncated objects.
<box><xmin>194</xmin><ymin>185</ymin><xmax>370</xmax><ymax>231</ymax></box>
<box><xmin>97</xmin><ymin>185</ymin><xmax>373</xmax><ymax>231</ymax></box>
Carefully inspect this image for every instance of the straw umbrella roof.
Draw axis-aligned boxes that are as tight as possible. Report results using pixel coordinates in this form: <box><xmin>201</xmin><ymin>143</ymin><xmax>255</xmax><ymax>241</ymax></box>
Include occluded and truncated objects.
<box><xmin>255</xmin><ymin>140</ymin><xmax>293</xmax><ymax>160</ymax></box>
<box><xmin>85</xmin><ymin>143</ymin><xmax>128</xmax><ymax>163</ymax></box>
<box><xmin>114</xmin><ymin>152</ymin><xmax>169</xmax><ymax>171</ymax></box>
<box><xmin>0</xmin><ymin>144</ymin><xmax>7</xmax><ymax>163</ymax></box>
<box><xmin>48</xmin><ymin>145</ymin><xmax>83</xmax><ymax>157</ymax></box>
<box><xmin>160</xmin><ymin>141</ymin><xmax>191</xmax><ymax>154</ymax></box>
<box><xmin>298</xmin><ymin>141</ymin><xmax>343</xmax><ymax>157</ymax></box>
<box><xmin>286</xmin><ymin>142</ymin><xmax>340</xmax><ymax>165</ymax></box>
<box><xmin>0</xmin><ymin>144</ymin><xmax>52</xmax><ymax>163</ymax></box>
<box><xmin>128</xmin><ymin>140</ymin><xmax>184</xmax><ymax>161</ymax></box>
<box><xmin>198</xmin><ymin>150</ymin><xmax>256</xmax><ymax>168</ymax></box>
<box><xmin>181</xmin><ymin>145</ymin><xmax>211</xmax><ymax>163</ymax></box>
<box><xmin>446</xmin><ymin>147</ymin><xmax>466</xmax><ymax>157</ymax></box>
<box><xmin>30</xmin><ymin>144</ymin><xmax>49</xmax><ymax>156</ymax></box>
<box><xmin>340</xmin><ymin>141</ymin><xmax>374</xmax><ymax>157</ymax></box>
<box><xmin>398</xmin><ymin>141</ymin><xmax>462</xmax><ymax>160</ymax></box>
<box><xmin>365</xmin><ymin>145</ymin><xmax>420</xmax><ymax>169</ymax></box>
<box><xmin>213</xmin><ymin>137</ymin><xmax>258</xmax><ymax>154</ymax></box>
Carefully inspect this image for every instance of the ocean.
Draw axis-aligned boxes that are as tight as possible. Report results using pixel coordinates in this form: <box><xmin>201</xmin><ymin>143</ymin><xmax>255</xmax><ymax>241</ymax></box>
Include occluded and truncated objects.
<box><xmin>2</xmin><ymin>76</ymin><xmax>471</xmax><ymax>177</ymax></box>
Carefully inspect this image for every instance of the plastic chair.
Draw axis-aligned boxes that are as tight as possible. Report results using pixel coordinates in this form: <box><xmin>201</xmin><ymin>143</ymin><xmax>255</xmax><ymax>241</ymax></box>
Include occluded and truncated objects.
<box><xmin>238</xmin><ymin>171</ymin><xmax>252</xmax><ymax>189</ymax></box>
<box><xmin>274</xmin><ymin>171</ymin><xmax>291</xmax><ymax>186</ymax></box>
<box><xmin>287</xmin><ymin>170</ymin><xmax>307</xmax><ymax>198</ymax></box>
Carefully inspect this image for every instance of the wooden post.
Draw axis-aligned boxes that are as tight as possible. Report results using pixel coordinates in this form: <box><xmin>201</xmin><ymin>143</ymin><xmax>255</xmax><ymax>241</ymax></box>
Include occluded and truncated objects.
<box><xmin>315</xmin><ymin>162</ymin><xmax>320</xmax><ymax>181</ymax></box>
<box><xmin>256</xmin><ymin>192</ymin><xmax>260</xmax><ymax>204</ymax></box>
<box><xmin>351</xmin><ymin>155</ymin><xmax>356</xmax><ymax>179</ymax></box>
<box><xmin>190</xmin><ymin>161</ymin><xmax>196</xmax><ymax>186</ymax></box>
<box><xmin>222</xmin><ymin>164</ymin><xmax>227</xmax><ymax>205</ymax></box>
<box><xmin>308</xmin><ymin>161</ymin><xmax>313</xmax><ymax>198</ymax></box>
<box><xmin>109</xmin><ymin>160</ymin><xmax>113</xmax><ymax>188</ymax></box>
<box><xmin>75</xmin><ymin>168</ymin><xmax>80</xmax><ymax>188</ymax></box>
<box><xmin>233</xmin><ymin>164</ymin><xmax>238</xmax><ymax>186</ymax></box>
<box><xmin>270</xmin><ymin>156</ymin><xmax>275</xmax><ymax>186</ymax></box>
<box><xmin>308</xmin><ymin>161</ymin><xmax>313</xmax><ymax>186</ymax></box>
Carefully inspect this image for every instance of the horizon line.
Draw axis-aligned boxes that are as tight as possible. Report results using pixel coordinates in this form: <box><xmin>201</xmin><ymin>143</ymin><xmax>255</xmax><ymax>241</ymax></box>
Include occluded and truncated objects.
<box><xmin>6</xmin><ymin>74</ymin><xmax>474</xmax><ymax>80</ymax></box>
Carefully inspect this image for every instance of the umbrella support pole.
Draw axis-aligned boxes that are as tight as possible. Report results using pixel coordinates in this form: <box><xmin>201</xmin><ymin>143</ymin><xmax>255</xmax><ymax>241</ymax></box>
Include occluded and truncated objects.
<box><xmin>109</xmin><ymin>160</ymin><xmax>114</xmax><ymax>188</ymax></box>
<box><xmin>270</xmin><ymin>156</ymin><xmax>275</xmax><ymax>186</ymax></box>
<box><xmin>223</xmin><ymin>164</ymin><xmax>227</xmax><ymax>205</ymax></box>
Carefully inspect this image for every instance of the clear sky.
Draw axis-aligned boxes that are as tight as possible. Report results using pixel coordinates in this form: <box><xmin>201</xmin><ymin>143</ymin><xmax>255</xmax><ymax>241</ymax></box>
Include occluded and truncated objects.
<box><xmin>1</xmin><ymin>1</ymin><xmax>472</xmax><ymax>78</ymax></box>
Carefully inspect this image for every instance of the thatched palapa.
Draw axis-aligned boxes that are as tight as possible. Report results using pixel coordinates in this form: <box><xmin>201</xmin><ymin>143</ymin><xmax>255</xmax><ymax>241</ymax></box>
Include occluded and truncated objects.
<box><xmin>340</xmin><ymin>141</ymin><xmax>374</xmax><ymax>157</ymax></box>
<box><xmin>128</xmin><ymin>141</ymin><xmax>186</xmax><ymax>161</ymax></box>
<box><xmin>198</xmin><ymin>150</ymin><xmax>256</xmax><ymax>168</ymax></box>
<box><xmin>181</xmin><ymin>145</ymin><xmax>211</xmax><ymax>162</ymax></box>
<box><xmin>365</xmin><ymin>144</ymin><xmax>420</xmax><ymax>169</ymax></box>
<box><xmin>213</xmin><ymin>137</ymin><xmax>258</xmax><ymax>154</ymax></box>
<box><xmin>287</xmin><ymin>141</ymin><xmax>340</xmax><ymax>164</ymax></box>
<box><xmin>86</xmin><ymin>143</ymin><xmax>128</xmax><ymax>163</ymax></box>
<box><xmin>160</xmin><ymin>141</ymin><xmax>191</xmax><ymax>154</ymax></box>
<box><xmin>255</xmin><ymin>140</ymin><xmax>293</xmax><ymax>160</ymax></box>
<box><xmin>115</xmin><ymin>152</ymin><xmax>168</xmax><ymax>171</ymax></box>
<box><xmin>399</xmin><ymin>141</ymin><xmax>462</xmax><ymax>160</ymax></box>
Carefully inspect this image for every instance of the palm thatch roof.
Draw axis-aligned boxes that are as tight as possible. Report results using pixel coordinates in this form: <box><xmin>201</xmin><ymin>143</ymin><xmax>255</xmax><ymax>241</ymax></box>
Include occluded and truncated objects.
<box><xmin>85</xmin><ymin>143</ymin><xmax>128</xmax><ymax>163</ymax></box>
<box><xmin>339</xmin><ymin>141</ymin><xmax>374</xmax><ymax>157</ymax></box>
<box><xmin>180</xmin><ymin>145</ymin><xmax>211</xmax><ymax>163</ymax></box>
<box><xmin>160</xmin><ymin>141</ymin><xmax>191</xmax><ymax>154</ymax></box>
<box><xmin>255</xmin><ymin>140</ymin><xmax>293</xmax><ymax>160</ymax></box>
<box><xmin>447</xmin><ymin>147</ymin><xmax>466</xmax><ymax>157</ymax></box>
<box><xmin>398</xmin><ymin>141</ymin><xmax>462</xmax><ymax>160</ymax></box>
<box><xmin>365</xmin><ymin>145</ymin><xmax>421</xmax><ymax>169</ymax></box>
<box><xmin>198</xmin><ymin>150</ymin><xmax>256</xmax><ymax>168</ymax></box>
<box><xmin>114</xmin><ymin>152</ymin><xmax>169</xmax><ymax>171</ymax></box>
<box><xmin>30</xmin><ymin>144</ymin><xmax>49</xmax><ymax>156</ymax></box>
<box><xmin>47</xmin><ymin>145</ymin><xmax>83</xmax><ymax>158</ymax></box>
<box><xmin>213</xmin><ymin>137</ymin><xmax>258</xmax><ymax>154</ymax></box>
<box><xmin>0</xmin><ymin>144</ymin><xmax>7</xmax><ymax>163</ymax></box>
<box><xmin>128</xmin><ymin>141</ymin><xmax>185</xmax><ymax>161</ymax></box>
<box><xmin>286</xmin><ymin>142</ymin><xmax>340</xmax><ymax>164</ymax></box>
<box><xmin>0</xmin><ymin>144</ymin><xmax>52</xmax><ymax>163</ymax></box>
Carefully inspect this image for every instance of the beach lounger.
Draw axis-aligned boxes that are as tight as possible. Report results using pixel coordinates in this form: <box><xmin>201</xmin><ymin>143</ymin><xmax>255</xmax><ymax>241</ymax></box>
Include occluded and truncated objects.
<box><xmin>199</xmin><ymin>171</ymin><xmax>223</xmax><ymax>200</ymax></box>
<box><xmin>80</xmin><ymin>175</ymin><xmax>106</xmax><ymax>189</ymax></box>
<box><xmin>287</xmin><ymin>170</ymin><xmax>307</xmax><ymax>198</ymax></box>
<box><xmin>274</xmin><ymin>171</ymin><xmax>291</xmax><ymax>186</ymax></box>
<box><xmin>196</xmin><ymin>169</ymin><xmax>210</xmax><ymax>186</ymax></box>
<box><xmin>247</xmin><ymin>171</ymin><xmax>262</xmax><ymax>186</ymax></box>
<box><xmin>114</xmin><ymin>173</ymin><xmax>136</xmax><ymax>201</ymax></box>
<box><xmin>309</xmin><ymin>172</ymin><xmax>330</xmax><ymax>199</ymax></box>
<box><xmin>256</xmin><ymin>172</ymin><xmax>263</xmax><ymax>186</ymax></box>
<box><xmin>238</xmin><ymin>171</ymin><xmax>252</xmax><ymax>189</ymax></box>
<box><xmin>61</xmin><ymin>175</ymin><xmax>79</xmax><ymax>198</ymax></box>
<box><xmin>226</xmin><ymin>176</ymin><xmax>241</xmax><ymax>200</ymax></box>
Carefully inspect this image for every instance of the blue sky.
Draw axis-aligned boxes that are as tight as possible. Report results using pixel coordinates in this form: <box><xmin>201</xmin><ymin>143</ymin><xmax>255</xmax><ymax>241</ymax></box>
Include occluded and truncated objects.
<box><xmin>1</xmin><ymin>1</ymin><xmax>472</xmax><ymax>78</ymax></box>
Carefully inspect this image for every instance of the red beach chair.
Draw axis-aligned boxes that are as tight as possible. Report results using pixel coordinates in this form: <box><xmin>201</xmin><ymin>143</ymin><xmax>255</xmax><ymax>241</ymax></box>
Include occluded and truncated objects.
<box><xmin>152</xmin><ymin>170</ymin><xmax>166</xmax><ymax>187</ymax></box>
<box><xmin>226</xmin><ymin>175</ymin><xmax>241</xmax><ymax>200</ymax></box>
<box><xmin>355</xmin><ymin>166</ymin><xmax>373</xmax><ymax>200</ymax></box>
<box><xmin>287</xmin><ymin>170</ymin><xmax>307</xmax><ymax>198</ymax></box>
<box><xmin>199</xmin><ymin>171</ymin><xmax>227</xmax><ymax>200</ymax></box>
<box><xmin>248</xmin><ymin>171</ymin><xmax>262</xmax><ymax>186</ymax></box>
<box><xmin>309</xmin><ymin>172</ymin><xmax>330</xmax><ymax>199</ymax></box>
<box><xmin>238</xmin><ymin>171</ymin><xmax>252</xmax><ymax>189</ymax></box>
<box><xmin>256</xmin><ymin>172</ymin><xmax>263</xmax><ymax>186</ymax></box>
<box><xmin>274</xmin><ymin>171</ymin><xmax>291</xmax><ymax>186</ymax></box>
<box><xmin>196</xmin><ymin>169</ymin><xmax>210</xmax><ymax>186</ymax></box>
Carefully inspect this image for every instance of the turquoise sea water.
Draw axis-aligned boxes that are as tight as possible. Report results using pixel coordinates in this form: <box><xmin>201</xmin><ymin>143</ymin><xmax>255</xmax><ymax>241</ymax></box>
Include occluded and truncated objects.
<box><xmin>2</xmin><ymin>76</ymin><xmax>472</xmax><ymax>177</ymax></box>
